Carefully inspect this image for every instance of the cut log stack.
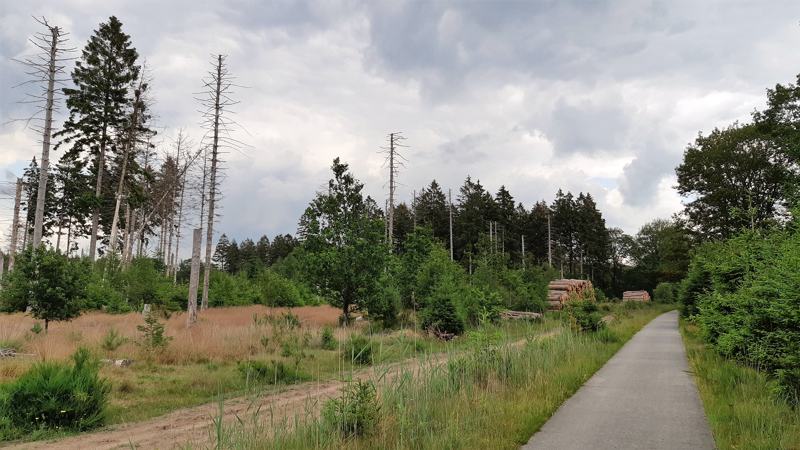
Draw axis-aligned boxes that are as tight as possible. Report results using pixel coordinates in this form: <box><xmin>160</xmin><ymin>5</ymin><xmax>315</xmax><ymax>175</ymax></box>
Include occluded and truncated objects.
<box><xmin>547</xmin><ymin>279</ymin><xmax>596</xmax><ymax>311</ymax></box>
<box><xmin>500</xmin><ymin>310</ymin><xmax>543</xmax><ymax>320</ymax></box>
<box><xmin>622</xmin><ymin>291</ymin><xmax>651</xmax><ymax>302</ymax></box>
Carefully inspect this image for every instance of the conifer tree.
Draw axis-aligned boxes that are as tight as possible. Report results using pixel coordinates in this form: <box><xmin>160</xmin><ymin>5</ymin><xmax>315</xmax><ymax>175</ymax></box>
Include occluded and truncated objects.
<box><xmin>56</xmin><ymin>16</ymin><xmax>140</xmax><ymax>260</ymax></box>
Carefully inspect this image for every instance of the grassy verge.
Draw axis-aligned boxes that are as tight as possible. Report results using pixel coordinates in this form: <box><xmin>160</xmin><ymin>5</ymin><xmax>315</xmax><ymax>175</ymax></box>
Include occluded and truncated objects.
<box><xmin>681</xmin><ymin>321</ymin><xmax>800</xmax><ymax>450</ymax></box>
<box><xmin>0</xmin><ymin>316</ymin><xmax>559</xmax><ymax>444</ymax></box>
<box><xmin>212</xmin><ymin>304</ymin><xmax>672</xmax><ymax>449</ymax></box>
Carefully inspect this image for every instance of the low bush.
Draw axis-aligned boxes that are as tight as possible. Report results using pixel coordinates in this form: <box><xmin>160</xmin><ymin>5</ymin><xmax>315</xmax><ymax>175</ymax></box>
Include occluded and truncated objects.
<box><xmin>257</xmin><ymin>271</ymin><xmax>305</xmax><ymax>307</ymax></box>
<box><xmin>237</xmin><ymin>360</ymin><xmax>308</xmax><ymax>384</ymax></box>
<box><xmin>566</xmin><ymin>301</ymin><xmax>605</xmax><ymax>333</ymax></box>
<box><xmin>0</xmin><ymin>348</ymin><xmax>110</xmax><ymax>433</ymax></box>
<box><xmin>320</xmin><ymin>326</ymin><xmax>337</xmax><ymax>350</ymax></box>
<box><xmin>420</xmin><ymin>282</ymin><xmax>465</xmax><ymax>337</ymax></box>
<box><xmin>653</xmin><ymin>282</ymin><xmax>675</xmax><ymax>303</ymax></box>
<box><xmin>101</xmin><ymin>328</ymin><xmax>127</xmax><ymax>352</ymax></box>
<box><xmin>343</xmin><ymin>334</ymin><xmax>373</xmax><ymax>365</ymax></box>
<box><xmin>137</xmin><ymin>313</ymin><xmax>172</xmax><ymax>356</ymax></box>
<box><xmin>322</xmin><ymin>380</ymin><xmax>380</xmax><ymax>437</ymax></box>
<box><xmin>82</xmin><ymin>279</ymin><xmax>129</xmax><ymax>313</ymax></box>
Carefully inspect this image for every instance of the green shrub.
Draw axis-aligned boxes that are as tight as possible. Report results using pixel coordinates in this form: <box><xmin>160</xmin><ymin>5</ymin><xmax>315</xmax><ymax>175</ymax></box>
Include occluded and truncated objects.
<box><xmin>237</xmin><ymin>360</ymin><xmax>308</xmax><ymax>384</ymax></box>
<box><xmin>101</xmin><ymin>328</ymin><xmax>126</xmax><ymax>352</ymax></box>
<box><xmin>0</xmin><ymin>348</ymin><xmax>110</xmax><ymax>432</ymax></box>
<box><xmin>0</xmin><ymin>247</ymin><xmax>85</xmax><ymax>330</ymax></box>
<box><xmin>566</xmin><ymin>301</ymin><xmax>605</xmax><ymax>333</ymax></box>
<box><xmin>420</xmin><ymin>282</ymin><xmax>465</xmax><ymax>337</ymax></box>
<box><xmin>594</xmin><ymin>288</ymin><xmax>607</xmax><ymax>303</ymax></box>
<box><xmin>82</xmin><ymin>279</ymin><xmax>128</xmax><ymax>313</ymax></box>
<box><xmin>653</xmin><ymin>282</ymin><xmax>675</xmax><ymax>303</ymax></box>
<box><xmin>136</xmin><ymin>313</ymin><xmax>171</xmax><ymax>355</ymax></box>
<box><xmin>322</xmin><ymin>380</ymin><xmax>380</xmax><ymax>437</ymax></box>
<box><xmin>257</xmin><ymin>270</ymin><xmax>304</xmax><ymax>306</ymax></box>
<box><xmin>30</xmin><ymin>322</ymin><xmax>43</xmax><ymax>335</ymax></box>
<box><xmin>687</xmin><ymin>227</ymin><xmax>800</xmax><ymax>404</ymax></box>
<box><xmin>320</xmin><ymin>326</ymin><xmax>337</xmax><ymax>350</ymax></box>
<box><xmin>343</xmin><ymin>334</ymin><xmax>373</xmax><ymax>365</ymax></box>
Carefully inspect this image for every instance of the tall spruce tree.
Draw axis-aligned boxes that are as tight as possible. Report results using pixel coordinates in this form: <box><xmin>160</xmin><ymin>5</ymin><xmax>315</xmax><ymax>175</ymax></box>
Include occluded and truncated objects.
<box><xmin>454</xmin><ymin>177</ymin><xmax>494</xmax><ymax>261</ymax></box>
<box><xmin>56</xmin><ymin>16</ymin><xmax>140</xmax><ymax>260</ymax></box>
<box><xmin>414</xmin><ymin>180</ymin><xmax>449</xmax><ymax>243</ymax></box>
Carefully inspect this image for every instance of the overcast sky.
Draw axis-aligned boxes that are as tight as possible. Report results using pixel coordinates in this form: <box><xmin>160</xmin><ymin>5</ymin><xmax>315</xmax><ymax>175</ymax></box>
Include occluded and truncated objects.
<box><xmin>2</xmin><ymin>0</ymin><xmax>800</xmax><ymax>251</ymax></box>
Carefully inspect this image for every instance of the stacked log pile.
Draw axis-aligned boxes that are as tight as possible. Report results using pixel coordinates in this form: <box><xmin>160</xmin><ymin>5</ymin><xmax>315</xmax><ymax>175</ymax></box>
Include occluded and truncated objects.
<box><xmin>622</xmin><ymin>291</ymin><xmax>651</xmax><ymax>302</ymax></box>
<box><xmin>500</xmin><ymin>310</ymin><xmax>543</xmax><ymax>320</ymax></box>
<box><xmin>547</xmin><ymin>279</ymin><xmax>595</xmax><ymax>310</ymax></box>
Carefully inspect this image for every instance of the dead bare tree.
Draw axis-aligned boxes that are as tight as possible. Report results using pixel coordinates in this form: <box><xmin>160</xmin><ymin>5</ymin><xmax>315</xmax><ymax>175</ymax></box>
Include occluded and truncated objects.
<box><xmin>8</xmin><ymin>179</ymin><xmax>23</xmax><ymax>271</ymax></box>
<box><xmin>171</xmin><ymin>131</ymin><xmax>192</xmax><ymax>283</ymax></box>
<box><xmin>381</xmin><ymin>132</ymin><xmax>407</xmax><ymax>252</ymax></box>
<box><xmin>10</xmin><ymin>17</ymin><xmax>74</xmax><ymax>249</ymax></box>
<box><xmin>186</xmin><ymin>228</ymin><xmax>201</xmax><ymax>326</ymax></box>
<box><xmin>108</xmin><ymin>68</ymin><xmax>151</xmax><ymax>256</ymax></box>
<box><xmin>195</xmin><ymin>54</ymin><xmax>245</xmax><ymax>310</ymax></box>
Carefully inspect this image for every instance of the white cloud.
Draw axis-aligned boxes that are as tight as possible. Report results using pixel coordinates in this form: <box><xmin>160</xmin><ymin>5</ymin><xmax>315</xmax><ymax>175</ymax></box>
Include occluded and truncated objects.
<box><xmin>2</xmin><ymin>0</ymin><xmax>800</xmax><ymax>250</ymax></box>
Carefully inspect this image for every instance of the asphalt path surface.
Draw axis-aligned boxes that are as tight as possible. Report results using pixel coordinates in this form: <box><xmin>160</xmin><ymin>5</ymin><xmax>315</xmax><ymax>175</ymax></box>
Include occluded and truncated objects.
<box><xmin>522</xmin><ymin>310</ymin><xmax>715</xmax><ymax>450</ymax></box>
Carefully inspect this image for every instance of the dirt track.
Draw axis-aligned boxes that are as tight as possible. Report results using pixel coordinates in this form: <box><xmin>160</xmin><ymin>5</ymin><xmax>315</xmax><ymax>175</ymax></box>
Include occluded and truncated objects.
<box><xmin>6</xmin><ymin>330</ymin><xmax>558</xmax><ymax>450</ymax></box>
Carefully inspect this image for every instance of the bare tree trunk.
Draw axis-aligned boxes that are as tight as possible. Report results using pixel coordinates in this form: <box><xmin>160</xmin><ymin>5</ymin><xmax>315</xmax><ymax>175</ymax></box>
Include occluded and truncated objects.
<box><xmin>187</xmin><ymin>228</ymin><xmax>201</xmax><ymax>326</ymax></box>
<box><xmin>201</xmin><ymin>55</ymin><xmax>224</xmax><ymax>311</ymax></box>
<box><xmin>8</xmin><ymin>178</ymin><xmax>22</xmax><ymax>271</ymax></box>
<box><xmin>173</xmin><ymin>161</ymin><xmax>187</xmax><ymax>284</ymax></box>
<box><xmin>65</xmin><ymin>216</ymin><xmax>72</xmax><ymax>256</ymax></box>
<box><xmin>387</xmin><ymin>133</ymin><xmax>395</xmax><ymax>250</ymax></box>
<box><xmin>123</xmin><ymin>206</ymin><xmax>134</xmax><ymax>265</ymax></box>
<box><xmin>121</xmin><ymin>204</ymin><xmax>131</xmax><ymax>262</ymax></box>
<box><xmin>110</xmin><ymin>71</ymin><xmax>147</xmax><ymax>259</ymax></box>
<box><xmin>55</xmin><ymin>219</ymin><xmax>62</xmax><ymax>251</ymax></box>
<box><xmin>32</xmin><ymin>25</ymin><xmax>61</xmax><ymax>249</ymax></box>
<box><xmin>448</xmin><ymin>188</ymin><xmax>453</xmax><ymax>261</ymax></box>
<box><xmin>0</xmin><ymin>252</ymin><xmax>5</xmax><ymax>281</ymax></box>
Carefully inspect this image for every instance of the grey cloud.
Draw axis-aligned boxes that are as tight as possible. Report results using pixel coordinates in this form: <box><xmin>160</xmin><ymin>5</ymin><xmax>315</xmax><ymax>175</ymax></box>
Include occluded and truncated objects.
<box><xmin>546</xmin><ymin>98</ymin><xmax>630</xmax><ymax>156</ymax></box>
<box><xmin>618</xmin><ymin>139</ymin><xmax>680</xmax><ymax>207</ymax></box>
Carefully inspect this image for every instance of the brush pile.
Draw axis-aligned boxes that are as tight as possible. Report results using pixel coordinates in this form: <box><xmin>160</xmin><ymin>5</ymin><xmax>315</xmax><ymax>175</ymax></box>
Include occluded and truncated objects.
<box><xmin>547</xmin><ymin>279</ymin><xmax>595</xmax><ymax>310</ymax></box>
<box><xmin>622</xmin><ymin>291</ymin><xmax>651</xmax><ymax>302</ymax></box>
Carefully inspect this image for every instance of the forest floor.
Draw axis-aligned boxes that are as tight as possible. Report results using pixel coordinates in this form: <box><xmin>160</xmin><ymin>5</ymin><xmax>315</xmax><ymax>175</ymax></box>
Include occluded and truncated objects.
<box><xmin>5</xmin><ymin>327</ymin><xmax>561</xmax><ymax>449</ymax></box>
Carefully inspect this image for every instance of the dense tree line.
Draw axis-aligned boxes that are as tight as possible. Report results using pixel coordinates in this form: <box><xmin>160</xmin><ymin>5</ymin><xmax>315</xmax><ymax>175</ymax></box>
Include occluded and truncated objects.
<box><xmin>675</xmin><ymin>72</ymin><xmax>800</xmax><ymax>404</ymax></box>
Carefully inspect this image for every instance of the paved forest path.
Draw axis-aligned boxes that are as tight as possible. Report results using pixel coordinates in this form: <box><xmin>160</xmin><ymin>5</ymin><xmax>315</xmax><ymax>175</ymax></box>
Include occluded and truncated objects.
<box><xmin>522</xmin><ymin>310</ymin><xmax>715</xmax><ymax>450</ymax></box>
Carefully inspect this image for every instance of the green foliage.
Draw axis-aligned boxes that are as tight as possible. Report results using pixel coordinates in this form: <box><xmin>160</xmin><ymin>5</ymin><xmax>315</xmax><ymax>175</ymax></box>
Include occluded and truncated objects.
<box><xmin>343</xmin><ymin>334</ymin><xmax>373</xmax><ymax>365</ymax></box>
<box><xmin>83</xmin><ymin>278</ymin><xmax>130</xmax><ymax>313</ymax></box>
<box><xmin>0</xmin><ymin>247</ymin><xmax>86</xmax><ymax>330</ymax></box>
<box><xmin>237</xmin><ymin>360</ymin><xmax>308</xmax><ymax>384</ymax></box>
<box><xmin>30</xmin><ymin>323</ymin><xmax>43</xmax><ymax>335</ymax></box>
<box><xmin>208</xmin><ymin>271</ymin><xmax>261</xmax><ymax>307</ymax></box>
<box><xmin>256</xmin><ymin>270</ymin><xmax>306</xmax><ymax>307</ymax></box>
<box><xmin>676</xmin><ymin>123</ymin><xmax>795</xmax><ymax>239</ymax></box>
<box><xmin>136</xmin><ymin>313</ymin><xmax>171</xmax><ymax>355</ymax></box>
<box><xmin>684</xmin><ymin>225</ymin><xmax>800</xmax><ymax>404</ymax></box>
<box><xmin>420</xmin><ymin>281</ymin><xmax>466</xmax><ymax>337</ymax></box>
<box><xmin>320</xmin><ymin>326</ymin><xmax>337</xmax><ymax>350</ymax></box>
<box><xmin>298</xmin><ymin>158</ymin><xmax>387</xmax><ymax>324</ymax></box>
<box><xmin>0</xmin><ymin>348</ymin><xmax>110</xmax><ymax>433</ymax></box>
<box><xmin>101</xmin><ymin>328</ymin><xmax>126</xmax><ymax>352</ymax></box>
<box><xmin>322</xmin><ymin>380</ymin><xmax>380</xmax><ymax>437</ymax></box>
<box><xmin>594</xmin><ymin>287</ymin><xmax>607</xmax><ymax>302</ymax></box>
<box><xmin>566</xmin><ymin>300</ymin><xmax>605</xmax><ymax>333</ymax></box>
<box><xmin>653</xmin><ymin>282</ymin><xmax>676</xmax><ymax>303</ymax></box>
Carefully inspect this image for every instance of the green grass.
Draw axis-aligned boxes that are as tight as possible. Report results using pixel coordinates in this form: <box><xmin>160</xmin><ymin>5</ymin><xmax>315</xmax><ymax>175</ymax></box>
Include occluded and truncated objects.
<box><xmin>681</xmin><ymin>321</ymin><xmax>800</xmax><ymax>450</ymax></box>
<box><xmin>210</xmin><ymin>304</ymin><xmax>672</xmax><ymax>449</ymax></box>
<box><xmin>104</xmin><ymin>318</ymin><xmax>558</xmax><ymax>425</ymax></box>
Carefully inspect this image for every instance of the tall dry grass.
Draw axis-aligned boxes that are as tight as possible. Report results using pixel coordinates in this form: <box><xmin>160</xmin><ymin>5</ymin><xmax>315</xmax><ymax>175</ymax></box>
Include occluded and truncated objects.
<box><xmin>0</xmin><ymin>305</ymin><xmax>342</xmax><ymax>366</ymax></box>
